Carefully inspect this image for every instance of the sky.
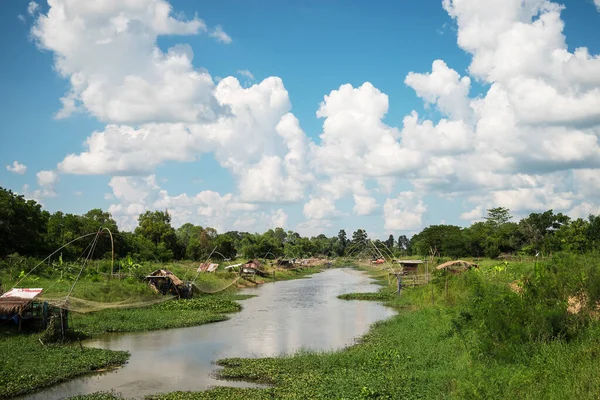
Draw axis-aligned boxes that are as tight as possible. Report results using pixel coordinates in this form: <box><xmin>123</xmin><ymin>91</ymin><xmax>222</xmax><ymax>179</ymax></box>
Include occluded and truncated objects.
<box><xmin>1</xmin><ymin>0</ymin><xmax>600</xmax><ymax>239</ymax></box>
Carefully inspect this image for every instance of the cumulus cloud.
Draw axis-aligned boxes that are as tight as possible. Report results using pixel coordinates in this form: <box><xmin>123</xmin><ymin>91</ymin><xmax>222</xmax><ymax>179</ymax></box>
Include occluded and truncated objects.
<box><xmin>210</xmin><ymin>25</ymin><xmax>232</xmax><ymax>44</ymax></box>
<box><xmin>29</xmin><ymin>0</ymin><xmax>600</xmax><ymax>233</ymax></box>
<box><xmin>6</xmin><ymin>161</ymin><xmax>27</xmax><ymax>175</ymax></box>
<box><xmin>27</xmin><ymin>1</ymin><xmax>39</xmax><ymax>16</ymax></box>
<box><xmin>353</xmin><ymin>195</ymin><xmax>378</xmax><ymax>216</ymax></box>
<box><xmin>303</xmin><ymin>197</ymin><xmax>340</xmax><ymax>220</ymax></box>
<box><xmin>26</xmin><ymin>169</ymin><xmax>60</xmax><ymax>199</ymax></box>
<box><xmin>107</xmin><ymin>175</ymin><xmax>263</xmax><ymax>231</ymax></box>
<box><xmin>383</xmin><ymin>192</ymin><xmax>427</xmax><ymax>231</ymax></box>
<box><xmin>31</xmin><ymin>0</ymin><xmax>222</xmax><ymax>123</ymax></box>
<box><xmin>237</xmin><ymin>69</ymin><xmax>255</xmax><ymax>80</ymax></box>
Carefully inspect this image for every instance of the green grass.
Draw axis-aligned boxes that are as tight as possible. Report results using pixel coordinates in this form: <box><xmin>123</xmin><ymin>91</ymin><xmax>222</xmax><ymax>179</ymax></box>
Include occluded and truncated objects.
<box><xmin>128</xmin><ymin>257</ymin><xmax>600</xmax><ymax>400</ymax></box>
<box><xmin>70</xmin><ymin>295</ymin><xmax>246</xmax><ymax>336</ymax></box>
<box><xmin>0</xmin><ymin>335</ymin><xmax>128</xmax><ymax>399</ymax></box>
<box><xmin>0</xmin><ymin>261</ymin><xmax>324</xmax><ymax>399</ymax></box>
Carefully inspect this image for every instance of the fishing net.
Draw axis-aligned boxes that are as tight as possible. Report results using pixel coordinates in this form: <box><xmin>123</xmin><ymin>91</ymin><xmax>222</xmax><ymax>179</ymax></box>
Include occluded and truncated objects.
<box><xmin>192</xmin><ymin>274</ymin><xmax>243</xmax><ymax>294</ymax></box>
<box><xmin>39</xmin><ymin>295</ymin><xmax>175</xmax><ymax>313</ymax></box>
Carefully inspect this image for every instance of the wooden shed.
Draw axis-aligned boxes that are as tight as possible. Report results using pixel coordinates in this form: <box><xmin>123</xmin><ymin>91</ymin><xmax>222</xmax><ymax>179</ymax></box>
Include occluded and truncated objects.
<box><xmin>396</xmin><ymin>260</ymin><xmax>424</xmax><ymax>274</ymax></box>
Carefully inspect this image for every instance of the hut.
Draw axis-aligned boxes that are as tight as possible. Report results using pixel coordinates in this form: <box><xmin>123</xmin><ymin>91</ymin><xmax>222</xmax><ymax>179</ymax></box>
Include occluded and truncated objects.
<box><xmin>436</xmin><ymin>260</ymin><xmax>478</xmax><ymax>274</ymax></box>
<box><xmin>0</xmin><ymin>288</ymin><xmax>53</xmax><ymax>331</ymax></box>
<box><xmin>396</xmin><ymin>260</ymin><xmax>424</xmax><ymax>274</ymax></box>
<box><xmin>277</xmin><ymin>259</ymin><xmax>293</xmax><ymax>268</ymax></box>
<box><xmin>242</xmin><ymin>260</ymin><xmax>268</xmax><ymax>277</ymax></box>
<box><xmin>145</xmin><ymin>269</ymin><xmax>192</xmax><ymax>298</ymax></box>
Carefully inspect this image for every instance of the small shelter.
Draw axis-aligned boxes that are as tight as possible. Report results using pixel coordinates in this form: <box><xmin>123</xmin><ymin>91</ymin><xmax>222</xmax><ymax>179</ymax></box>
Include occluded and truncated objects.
<box><xmin>277</xmin><ymin>259</ymin><xmax>292</xmax><ymax>268</ymax></box>
<box><xmin>436</xmin><ymin>260</ymin><xmax>478</xmax><ymax>274</ymax></box>
<box><xmin>145</xmin><ymin>269</ymin><xmax>192</xmax><ymax>298</ymax></box>
<box><xmin>242</xmin><ymin>260</ymin><xmax>268</xmax><ymax>276</ymax></box>
<box><xmin>0</xmin><ymin>288</ymin><xmax>53</xmax><ymax>331</ymax></box>
<box><xmin>396</xmin><ymin>260</ymin><xmax>424</xmax><ymax>274</ymax></box>
<box><xmin>197</xmin><ymin>263</ymin><xmax>219</xmax><ymax>273</ymax></box>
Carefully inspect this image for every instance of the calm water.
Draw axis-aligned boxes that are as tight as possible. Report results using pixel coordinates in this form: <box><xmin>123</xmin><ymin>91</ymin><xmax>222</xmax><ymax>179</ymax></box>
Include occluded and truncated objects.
<box><xmin>24</xmin><ymin>268</ymin><xmax>396</xmax><ymax>399</ymax></box>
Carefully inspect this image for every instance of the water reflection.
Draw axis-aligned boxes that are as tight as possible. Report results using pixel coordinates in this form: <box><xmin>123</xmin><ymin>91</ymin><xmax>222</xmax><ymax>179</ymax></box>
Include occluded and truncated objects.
<box><xmin>23</xmin><ymin>268</ymin><xmax>395</xmax><ymax>400</ymax></box>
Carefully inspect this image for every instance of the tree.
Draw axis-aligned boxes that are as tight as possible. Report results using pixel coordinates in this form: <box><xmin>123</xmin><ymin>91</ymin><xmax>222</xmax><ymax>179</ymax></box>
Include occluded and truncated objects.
<box><xmin>385</xmin><ymin>234</ymin><xmax>394</xmax><ymax>251</ymax></box>
<box><xmin>484</xmin><ymin>207</ymin><xmax>512</xmax><ymax>227</ymax></box>
<box><xmin>350</xmin><ymin>229</ymin><xmax>368</xmax><ymax>254</ymax></box>
<box><xmin>397</xmin><ymin>235</ymin><xmax>410</xmax><ymax>254</ymax></box>
<box><xmin>0</xmin><ymin>187</ymin><xmax>48</xmax><ymax>257</ymax></box>
<box><xmin>410</xmin><ymin>225</ymin><xmax>466</xmax><ymax>258</ymax></box>
<box><xmin>335</xmin><ymin>230</ymin><xmax>348</xmax><ymax>256</ymax></box>
<box><xmin>519</xmin><ymin>210</ymin><xmax>570</xmax><ymax>255</ymax></box>
<box><xmin>135</xmin><ymin>210</ymin><xmax>178</xmax><ymax>260</ymax></box>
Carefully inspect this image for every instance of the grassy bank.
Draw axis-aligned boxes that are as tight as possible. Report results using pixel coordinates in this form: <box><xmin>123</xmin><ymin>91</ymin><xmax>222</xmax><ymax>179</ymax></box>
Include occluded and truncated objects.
<box><xmin>131</xmin><ymin>254</ymin><xmax>600</xmax><ymax>400</ymax></box>
<box><xmin>0</xmin><ymin>335</ymin><xmax>128</xmax><ymax>399</ymax></box>
<box><xmin>0</xmin><ymin>261</ymin><xmax>325</xmax><ymax>399</ymax></box>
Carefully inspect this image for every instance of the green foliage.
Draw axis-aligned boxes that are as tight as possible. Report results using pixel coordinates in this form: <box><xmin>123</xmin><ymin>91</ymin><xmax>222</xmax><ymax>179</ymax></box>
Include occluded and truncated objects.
<box><xmin>0</xmin><ymin>335</ymin><xmax>128</xmax><ymax>398</ymax></box>
<box><xmin>452</xmin><ymin>253</ymin><xmax>600</xmax><ymax>360</ymax></box>
<box><xmin>0</xmin><ymin>187</ymin><xmax>49</xmax><ymax>257</ymax></box>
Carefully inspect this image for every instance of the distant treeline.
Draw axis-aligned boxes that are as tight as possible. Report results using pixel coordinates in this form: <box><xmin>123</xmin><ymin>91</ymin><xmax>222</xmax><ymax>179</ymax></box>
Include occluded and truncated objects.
<box><xmin>1</xmin><ymin>186</ymin><xmax>600</xmax><ymax>261</ymax></box>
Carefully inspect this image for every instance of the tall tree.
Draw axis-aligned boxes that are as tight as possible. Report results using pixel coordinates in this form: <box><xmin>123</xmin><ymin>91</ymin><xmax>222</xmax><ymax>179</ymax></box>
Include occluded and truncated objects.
<box><xmin>484</xmin><ymin>207</ymin><xmax>512</xmax><ymax>227</ymax></box>
<box><xmin>385</xmin><ymin>234</ymin><xmax>394</xmax><ymax>250</ymax></box>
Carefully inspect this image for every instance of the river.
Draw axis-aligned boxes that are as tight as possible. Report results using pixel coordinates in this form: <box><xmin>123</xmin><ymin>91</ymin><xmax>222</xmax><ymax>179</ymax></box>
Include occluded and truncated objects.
<box><xmin>24</xmin><ymin>268</ymin><xmax>396</xmax><ymax>399</ymax></box>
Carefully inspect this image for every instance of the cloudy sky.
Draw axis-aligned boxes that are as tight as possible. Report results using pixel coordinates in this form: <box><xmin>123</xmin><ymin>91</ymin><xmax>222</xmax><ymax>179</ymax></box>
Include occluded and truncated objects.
<box><xmin>1</xmin><ymin>0</ymin><xmax>600</xmax><ymax>238</ymax></box>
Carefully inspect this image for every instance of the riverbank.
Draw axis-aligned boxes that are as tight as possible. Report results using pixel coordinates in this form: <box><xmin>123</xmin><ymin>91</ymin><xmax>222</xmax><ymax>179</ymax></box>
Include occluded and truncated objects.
<box><xmin>129</xmin><ymin>254</ymin><xmax>600</xmax><ymax>400</ymax></box>
<box><xmin>0</xmin><ymin>263</ymin><xmax>325</xmax><ymax>399</ymax></box>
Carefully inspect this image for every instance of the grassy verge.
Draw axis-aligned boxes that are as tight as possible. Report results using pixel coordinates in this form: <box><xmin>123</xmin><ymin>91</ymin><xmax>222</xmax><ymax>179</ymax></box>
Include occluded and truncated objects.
<box><xmin>1</xmin><ymin>261</ymin><xmax>324</xmax><ymax>399</ymax></box>
<box><xmin>0</xmin><ymin>335</ymin><xmax>128</xmax><ymax>399</ymax></box>
<box><xmin>134</xmin><ymin>255</ymin><xmax>600</xmax><ymax>400</ymax></box>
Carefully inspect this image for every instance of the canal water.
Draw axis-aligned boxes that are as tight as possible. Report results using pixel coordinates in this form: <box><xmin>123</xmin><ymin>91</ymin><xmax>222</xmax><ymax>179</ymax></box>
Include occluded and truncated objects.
<box><xmin>24</xmin><ymin>268</ymin><xmax>396</xmax><ymax>399</ymax></box>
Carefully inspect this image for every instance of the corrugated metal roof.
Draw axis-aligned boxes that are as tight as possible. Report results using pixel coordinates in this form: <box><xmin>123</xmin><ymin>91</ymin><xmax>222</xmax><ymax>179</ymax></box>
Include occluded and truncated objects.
<box><xmin>1</xmin><ymin>288</ymin><xmax>43</xmax><ymax>299</ymax></box>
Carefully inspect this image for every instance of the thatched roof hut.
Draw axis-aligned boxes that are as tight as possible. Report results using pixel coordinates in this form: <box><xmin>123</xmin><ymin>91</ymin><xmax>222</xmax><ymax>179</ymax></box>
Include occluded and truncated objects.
<box><xmin>146</xmin><ymin>269</ymin><xmax>184</xmax><ymax>285</ymax></box>
<box><xmin>0</xmin><ymin>288</ymin><xmax>43</xmax><ymax>314</ymax></box>
<box><xmin>436</xmin><ymin>260</ymin><xmax>478</xmax><ymax>273</ymax></box>
<box><xmin>145</xmin><ymin>269</ymin><xmax>191</xmax><ymax>298</ymax></box>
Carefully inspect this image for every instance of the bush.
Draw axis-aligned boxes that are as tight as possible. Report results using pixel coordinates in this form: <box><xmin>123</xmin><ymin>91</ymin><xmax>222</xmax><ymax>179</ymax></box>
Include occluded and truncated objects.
<box><xmin>452</xmin><ymin>253</ymin><xmax>600</xmax><ymax>360</ymax></box>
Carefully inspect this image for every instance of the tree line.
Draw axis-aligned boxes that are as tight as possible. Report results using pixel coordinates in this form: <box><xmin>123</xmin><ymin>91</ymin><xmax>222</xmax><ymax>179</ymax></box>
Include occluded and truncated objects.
<box><xmin>0</xmin><ymin>187</ymin><xmax>382</xmax><ymax>261</ymax></box>
<box><xmin>2</xmin><ymin>186</ymin><xmax>600</xmax><ymax>262</ymax></box>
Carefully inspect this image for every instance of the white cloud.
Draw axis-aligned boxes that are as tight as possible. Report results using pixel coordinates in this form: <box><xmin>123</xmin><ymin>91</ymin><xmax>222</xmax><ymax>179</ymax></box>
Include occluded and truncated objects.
<box><xmin>270</xmin><ymin>209</ymin><xmax>288</xmax><ymax>228</ymax></box>
<box><xmin>383</xmin><ymin>192</ymin><xmax>427</xmax><ymax>231</ymax></box>
<box><xmin>106</xmin><ymin>175</ymin><xmax>263</xmax><ymax>231</ymax></box>
<box><xmin>303</xmin><ymin>197</ymin><xmax>339</xmax><ymax>220</ymax></box>
<box><xmin>31</xmin><ymin>0</ymin><xmax>221</xmax><ymax>123</ymax></box>
<box><xmin>352</xmin><ymin>195</ymin><xmax>378</xmax><ymax>216</ymax></box>
<box><xmin>405</xmin><ymin>59</ymin><xmax>473</xmax><ymax>121</ymax></box>
<box><xmin>18</xmin><ymin>14</ymin><xmax>26</xmax><ymax>23</ymax></box>
<box><xmin>27</xmin><ymin>170</ymin><xmax>60</xmax><ymax>199</ymax></box>
<box><xmin>27</xmin><ymin>1</ymin><xmax>39</xmax><ymax>16</ymax></box>
<box><xmin>6</xmin><ymin>161</ymin><xmax>27</xmax><ymax>175</ymax></box>
<box><xmin>210</xmin><ymin>25</ymin><xmax>232</xmax><ymax>44</ymax></box>
<box><xmin>36</xmin><ymin>170</ymin><xmax>58</xmax><ymax>187</ymax></box>
<box><xmin>460</xmin><ymin>205</ymin><xmax>483</xmax><ymax>222</ymax></box>
<box><xmin>296</xmin><ymin>219</ymin><xmax>332</xmax><ymax>238</ymax></box>
<box><xmin>27</xmin><ymin>0</ymin><xmax>600</xmax><ymax>234</ymax></box>
<box><xmin>595</xmin><ymin>0</ymin><xmax>600</xmax><ymax>12</ymax></box>
<box><xmin>237</xmin><ymin>69</ymin><xmax>255</xmax><ymax>80</ymax></box>
<box><xmin>311</xmin><ymin>82</ymin><xmax>422</xmax><ymax>177</ymax></box>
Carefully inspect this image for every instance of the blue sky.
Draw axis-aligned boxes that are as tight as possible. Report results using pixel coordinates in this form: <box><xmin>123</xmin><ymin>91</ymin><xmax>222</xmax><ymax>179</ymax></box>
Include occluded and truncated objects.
<box><xmin>1</xmin><ymin>0</ymin><xmax>600</xmax><ymax>238</ymax></box>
